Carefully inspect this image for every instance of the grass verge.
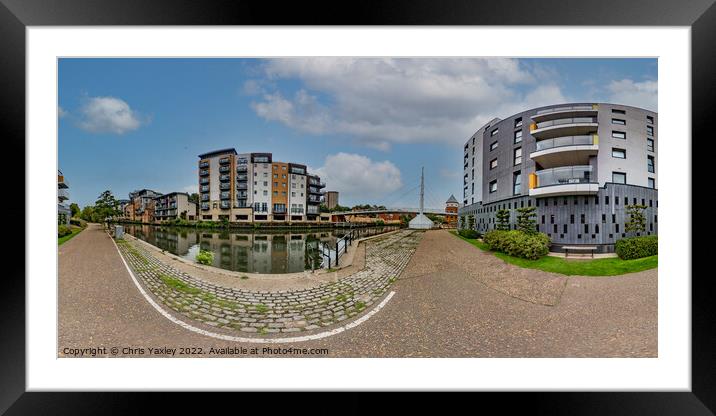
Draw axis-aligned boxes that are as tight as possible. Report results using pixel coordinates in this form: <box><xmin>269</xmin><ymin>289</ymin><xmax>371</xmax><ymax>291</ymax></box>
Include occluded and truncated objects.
<box><xmin>58</xmin><ymin>227</ymin><xmax>84</xmax><ymax>246</ymax></box>
<box><xmin>450</xmin><ymin>231</ymin><xmax>657</xmax><ymax>276</ymax></box>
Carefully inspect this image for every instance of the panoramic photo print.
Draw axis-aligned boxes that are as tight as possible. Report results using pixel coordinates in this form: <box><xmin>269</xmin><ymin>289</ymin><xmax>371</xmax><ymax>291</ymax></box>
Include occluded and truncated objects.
<box><xmin>57</xmin><ymin>57</ymin><xmax>658</xmax><ymax>358</ymax></box>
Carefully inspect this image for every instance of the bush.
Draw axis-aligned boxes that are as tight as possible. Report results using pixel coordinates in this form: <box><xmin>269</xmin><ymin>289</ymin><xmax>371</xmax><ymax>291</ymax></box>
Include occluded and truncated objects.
<box><xmin>615</xmin><ymin>235</ymin><xmax>658</xmax><ymax>260</ymax></box>
<box><xmin>458</xmin><ymin>229</ymin><xmax>480</xmax><ymax>239</ymax></box>
<box><xmin>483</xmin><ymin>229</ymin><xmax>551</xmax><ymax>260</ymax></box>
<box><xmin>195</xmin><ymin>249</ymin><xmax>214</xmax><ymax>265</ymax></box>
<box><xmin>58</xmin><ymin>225</ymin><xmax>73</xmax><ymax>237</ymax></box>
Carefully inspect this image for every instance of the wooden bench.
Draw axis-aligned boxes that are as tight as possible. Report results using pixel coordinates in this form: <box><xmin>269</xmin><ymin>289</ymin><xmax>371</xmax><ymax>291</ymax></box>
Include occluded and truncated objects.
<box><xmin>563</xmin><ymin>245</ymin><xmax>598</xmax><ymax>258</ymax></box>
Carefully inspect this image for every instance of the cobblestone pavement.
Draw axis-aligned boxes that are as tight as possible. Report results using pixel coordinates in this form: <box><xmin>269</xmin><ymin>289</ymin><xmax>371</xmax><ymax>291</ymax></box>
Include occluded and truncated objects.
<box><xmin>115</xmin><ymin>229</ymin><xmax>422</xmax><ymax>336</ymax></box>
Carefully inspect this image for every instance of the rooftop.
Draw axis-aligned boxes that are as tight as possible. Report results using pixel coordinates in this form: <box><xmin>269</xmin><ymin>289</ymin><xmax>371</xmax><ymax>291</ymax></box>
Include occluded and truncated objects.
<box><xmin>198</xmin><ymin>148</ymin><xmax>238</xmax><ymax>159</ymax></box>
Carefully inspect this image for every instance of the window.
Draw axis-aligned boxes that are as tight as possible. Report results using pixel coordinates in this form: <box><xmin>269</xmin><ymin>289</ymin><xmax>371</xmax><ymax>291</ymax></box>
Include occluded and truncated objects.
<box><xmin>613</xmin><ymin>172</ymin><xmax>627</xmax><ymax>184</ymax></box>
<box><xmin>647</xmin><ymin>125</ymin><xmax>654</xmax><ymax>136</ymax></box>
<box><xmin>490</xmin><ymin>141</ymin><xmax>498</xmax><ymax>151</ymax></box>
<box><xmin>648</xmin><ymin>178</ymin><xmax>656</xmax><ymax>189</ymax></box>
<box><xmin>489</xmin><ymin>180</ymin><xmax>497</xmax><ymax>193</ymax></box>
<box><xmin>513</xmin><ymin>171</ymin><xmax>521</xmax><ymax>195</ymax></box>
<box><xmin>647</xmin><ymin>115</ymin><xmax>654</xmax><ymax>124</ymax></box>
<box><xmin>514</xmin><ymin>130</ymin><xmax>522</xmax><ymax>143</ymax></box>
<box><xmin>647</xmin><ymin>138</ymin><xmax>654</xmax><ymax>152</ymax></box>
<box><xmin>490</xmin><ymin>158</ymin><xmax>498</xmax><ymax>170</ymax></box>
<box><xmin>612</xmin><ymin>108</ymin><xmax>626</xmax><ymax>115</ymax></box>
<box><xmin>611</xmin><ymin>148</ymin><xmax>626</xmax><ymax>159</ymax></box>
<box><xmin>514</xmin><ymin>147</ymin><xmax>522</xmax><ymax>165</ymax></box>
<box><xmin>612</xmin><ymin>131</ymin><xmax>626</xmax><ymax>139</ymax></box>
<box><xmin>514</xmin><ymin>117</ymin><xmax>522</xmax><ymax>128</ymax></box>
<box><xmin>612</xmin><ymin>118</ymin><xmax>626</xmax><ymax>125</ymax></box>
<box><xmin>491</xmin><ymin>128</ymin><xmax>499</xmax><ymax>136</ymax></box>
<box><xmin>647</xmin><ymin>156</ymin><xmax>655</xmax><ymax>173</ymax></box>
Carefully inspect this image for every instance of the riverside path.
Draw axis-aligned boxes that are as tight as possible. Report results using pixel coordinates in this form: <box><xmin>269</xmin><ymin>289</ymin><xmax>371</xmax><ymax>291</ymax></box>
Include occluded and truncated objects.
<box><xmin>59</xmin><ymin>224</ymin><xmax>656</xmax><ymax>357</ymax></box>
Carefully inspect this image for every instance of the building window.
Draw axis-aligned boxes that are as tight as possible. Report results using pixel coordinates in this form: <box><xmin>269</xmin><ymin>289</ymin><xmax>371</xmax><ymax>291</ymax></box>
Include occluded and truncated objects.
<box><xmin>611</xmin><ymin>148</ymin><xmax>626</xmax><ymax>159</ymax></box>
<box><xmin>514</xmin><ymin>147</ymin><xmax>522</xmax><ymax>165</ymax></box>
<box><xmin>514</xmin><ymin>130</ymin><xmax>522</xmax><ymax>143</ymax></box>
<box><xmin>513</xmin><ymin>171</ymin><xmax>521</xmax><ymax>195</ymax></box>
<box><xmin>514</xmin><ymin>117</ymin><xmax>522</xmax><ymax>128</ymax></box>
<box><xmin>647</xmin><ymin>125</ymin><xmax>654</xmax><ymax>136</ymax></box>
<box><xmin>491</xmin><ymin>128</ymin><xmax>499</xmax><ymax>136</ymax></box>
<box><xmin>648</xmin><ymin>178</ymin><xmax>656</xmax><ymax>189</ymax></box>
<box><xmin>490</xmin><ymin>158</ymin><xmax>498</xmax><ymax>170</ymax></box>
<box><xmin>490</xmin><ymin>141</ymin><xmax>498</xmax><ymax>151</ymax></box>
<box><xmin>647</xmin><ymin>138</ymin><xmax>654</xmax><ymax>152</ymax></box>
<box><xmin>612</xmin><ymin>131</ymin><xmax>626</xmax><ymax>139</ymax></box>
<box><xmin>647</xmin><ymin>115</ymin><xmax>654</xmax><ymax>124</ymax></box>
<box><xmin>613</xmin><ymin>172</ymin><xmax>627</xmax><ymax>184</ymax></box>
<box><xmin>647</xmin><ymin>156</ymin><xmax>655</xmax><ymax>173</ymax></box>
<box><xmin>489</xmin><ymin>180</ymin><xmax>497</xmax><ymax>193</ymax></box>
<box><xmin>612</xmin><ymin>108</ymin><xmax>626</xmax><ymax>115</ymax></box>
<box><xmin>612</xmin><ymin>118</ymin><xmax>626</xmax><ymax>125</ymax></box>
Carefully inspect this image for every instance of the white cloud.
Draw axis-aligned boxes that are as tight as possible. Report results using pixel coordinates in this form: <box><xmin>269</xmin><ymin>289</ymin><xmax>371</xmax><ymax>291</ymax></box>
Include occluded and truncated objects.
<box><xmin>606</xmin><ymin>79</ymin><xmax>657</xmax><ymax>111</ymax></box>
<box><xmin>250</xmin><ymin>58</ymin><xmax>545</xmax><ymax>149</ymax></box>
<box><xmin>77</xmin><ymin>96</ymin><xmax>143</xmax><ymax>134</ymax></box>
<box><xmin>182</xmin><ymin>184</ymin><xmax>198</xmax><ymax>194</ymax></box>
<box><xmin>312</xmin><ymin>153</ymin><xmax>403</xmax><ymax>203</ymax></box>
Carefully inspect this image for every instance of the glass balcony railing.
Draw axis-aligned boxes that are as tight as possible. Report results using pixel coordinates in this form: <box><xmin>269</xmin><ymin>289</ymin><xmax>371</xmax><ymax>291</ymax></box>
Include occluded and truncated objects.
<box><xmin>200</xmin><ymin>178</ymin><xmax>209</xmax><ymax>184</ymax></box>
<box><xmin>201</xmin><ymin>203</ymin><xmax>210</xmax><ymax>210</ymax></box>
<box><xmin>236</xmin><ymin>165</ymin><xmax>247</xmax><ymax>172</ymax></box>
<box><xmin>220</xmin><ymin>201</ymin><xmax>230</xmax><ymax>209</ymax></box>
<box><xmin>199</xmin><ymin>169</ymin><xmax>210</xmax><ymax>176</ymax></box>
<box><xmin>219</xmin><ymin>166</ymin><xmax>230</xmax><ymax>173</ymax></box>
<box><xmin>535</xmin><ymin>165</ymin><xmax>594</xmax><ymax>187</ymax></box>
<box><xmin>535</xmin><ymin>105</ymin><xmax>594</xmax><ymax>115</ymax></box>
<box><xmin>220</xmin><ymin>174</ymin><xmax>230</xmax><ymax>182</ymax></box>
<box><xmin>199</xmin><ymin>161</ymin><xmax>209</xmax><ymax>168</ymax></box>
<box><xmin>534</xmin><ymin>117</ymin><xmax>597</xmax><ymax>130</ymax></box>
<box><xmin>219</xmin><ymin>157</ymin><xmax>230</xmax><ymax>164</ymax></box>
<box><xmin>534</xmin><ymin>135</ymin><xmax>595</xmax><ymax>152</ymax></box>
<box><xmin>220</xmin><ymin>183</ymin><xmax>230</xmax><ymax>190</ymax></box>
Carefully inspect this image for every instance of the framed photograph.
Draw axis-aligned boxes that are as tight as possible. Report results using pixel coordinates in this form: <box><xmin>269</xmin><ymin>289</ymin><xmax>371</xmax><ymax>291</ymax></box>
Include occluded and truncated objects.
<box><xmin>4</xmin><ymin>0</ymin><xmax>710</xmax><ymax>412</ymax></box>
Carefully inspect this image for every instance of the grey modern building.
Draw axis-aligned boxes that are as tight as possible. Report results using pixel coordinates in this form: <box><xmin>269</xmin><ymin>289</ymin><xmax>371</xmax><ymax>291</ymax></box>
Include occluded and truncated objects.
<box><xmin>458</xmin><ymin>103</ymin><xmax>658</xmax><ymax>253</ymax></box>
<box><xmin>58</xmin><ymin>170</ymin><xmax>71</xmax><ymax>225</ymax></box>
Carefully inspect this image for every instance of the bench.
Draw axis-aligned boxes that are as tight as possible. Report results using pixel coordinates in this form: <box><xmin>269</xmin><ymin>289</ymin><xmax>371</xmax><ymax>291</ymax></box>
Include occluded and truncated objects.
<box><xmin>563</xmin><ymin>245</ymin><xmax>598</xmax><ymax>258</ymax></box>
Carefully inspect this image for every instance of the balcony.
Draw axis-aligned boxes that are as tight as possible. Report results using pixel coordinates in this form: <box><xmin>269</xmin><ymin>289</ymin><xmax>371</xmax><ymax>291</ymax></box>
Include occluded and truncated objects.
<box><xmin>236</xmin><ymin>165</ymin><xmax>247</xmax><ymax>172</ymax></box>
<box><xmin>219</xmin><ymin>157</ymin><xmax>230</xmax><ymax>165</ymax></box>
<box><xmin>530</xmin><ymin>117</ymin><xmax>598</xmax><ymax>139</ymax></box>
<box><xmin>220</xmin><ymin>183</ymin><xmax>230</xmax><ymax>190</ymax></box>
<box><xmin>219</xmin><ymin>166</ymin><xmax>230</xmax><ymax>173</ymax></box>
<box><xmin>308</xmin><ymin>180</ymin><xmax>326</xmax><ymax>188</ymax></box>
<box><xmin>199</xmin><ymin>169</ymin><xmax>210</xmax><ymax>176</ymax></box>
<box><xmin>531</xmin><ymin>105</ymin><xmax>598</xmax><ymax>123</ymax></box>
<box><xmin>199</xmin><ymin>161</ymin><xmax>209</xmax><ymax>168</ymax></box>
<box><xmin>200</xmin><ymin>178</ymin><xmax>209</xmax><ymax>184</ymax></box>
<box><xmin>220</xmin><ymin>201</ymin><xmax>231</xmax><ymax>209</ymax></box>
<box><xmin>273</xmin><ymin>207</ymin><xmax>287</xmax><ymax>214</ymax></box>
<box><xmin>220</xmin><ymin>192</ymin><xmax>231</xmax><ymax>200</ymax></box>
<box><xmin>58</xmin><ymin>188</ymin><xmax>70</xmax><ymax>201</ymax></box>
<box><xmin>308</xmin><ymin>187</ymin><xmax>325</xmax><ymax>195</ymax></box>
<box><xmin>200</xmin><ymin>185</ymin><xmax>209</xmax><ymax>192</ymax></box>
<box><xmin>201</xmin><ymin>203</ymin><xmax>210</xmax><ymax>210</ymax></box>
<box><xmin>529</xmin><ymin>165</ymin><xmax>598</xmax><ymax>198</ymax></box>
<box><xmin>220</xmin><ymin>174</ymin><xmax>230</xmax><ymax>182</ymax></box>
<box><xmin>201</xmin><ymin>194</ymin><xmax>210</xmax><ymax>201</ymax></box>
<box><xmin>236</xmin><ymin>174</ymin><xmax>248</xmax><ymax>181</ymax></box>
<box><xmin>530</xmin><ymin>135</ymin><xmax>599</xmax><ymax>169</ymax></box>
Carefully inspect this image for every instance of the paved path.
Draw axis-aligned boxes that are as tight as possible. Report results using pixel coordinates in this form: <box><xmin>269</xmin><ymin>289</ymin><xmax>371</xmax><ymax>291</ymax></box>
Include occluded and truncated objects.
<box><xmin>59</xmin><ymin>225</ymin><xmax>656</xmax><ymax>357</ymax></box>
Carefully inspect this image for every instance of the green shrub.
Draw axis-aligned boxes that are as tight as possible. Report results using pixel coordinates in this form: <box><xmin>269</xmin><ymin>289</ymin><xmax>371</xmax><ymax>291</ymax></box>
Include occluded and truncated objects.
<box><xmin>69</xmin><ymin>218</ymin><xmax>85</xmax><ymax>227</ymax></box>
<box><xmin>58</xmin><ymin>225</ymin><xmax>73</xmax><ymax>237</ymax></box>
<box><xmin>458</xmin><ymin>229</ymin><xmax>480</xmax><ymax>239</ymax></box>
<box><xmin>615</xmin><ymin>235</ymin><xmax>658</xmax><ymax>260</ymax></box>
<box><xmin>483</xmin><ymin>229</ymin><xmax>550</xmax><ymax>260</ymax></box>
<box><xmin>195</xmin><ymin>249</ymin><xmax>215</xmax><ymax>265</ymax></box>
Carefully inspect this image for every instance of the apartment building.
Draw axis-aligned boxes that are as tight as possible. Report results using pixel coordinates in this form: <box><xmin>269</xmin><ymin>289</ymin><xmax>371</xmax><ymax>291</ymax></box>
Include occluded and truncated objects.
<box><xmin>325</xmin><ymin>191</ymin><xmax>340</xmax><ymax>210</ymax></box>
<box><xmin>126</xmin><ymin>189</ymin><xmax>162</xmax><ymax>223</ymax></box>
<box><xmin>154</xmin><ymin>192</ymin><xmax>197</xmax><ymax>222</ymax></box>
<box><xmin>458</xmin><ymin>103</ymin><xmax>658</xmax><ymax>253</ymax></box>
<box><xmin>58</xmin><ymin>170</ymin><xmax>71</xmax><ymax>225</ymax></box>
<box><xmin>198</xmin><ymin>149</ymin><xmax>325</xmax><ymax>222</ymax></box>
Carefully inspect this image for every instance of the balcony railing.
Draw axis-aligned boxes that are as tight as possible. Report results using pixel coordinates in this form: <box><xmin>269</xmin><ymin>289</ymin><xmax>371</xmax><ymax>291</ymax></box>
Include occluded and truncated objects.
<box><xmin>219</xmin><ymin>157</ymin><xmax>230</xmax><ymax>164</ymax></box>
<box><xmin>236</xmin><ymin>165</ymin><xmax>247</xmax><ymax>172</ymax></box>
<box><xmin>58</xmin><ymin>188</ymin><xmax>70</xmax><ymax>200</ymax></box>
<box><xmin>534</xmin><ymin>165</ymin><xmax>594</xmax><ymax>187</ymax></box>
<box><xmin>201</xmin><ymin>194</ymin><xmax>210</xmax><ymax>201</ymax></box>
<box><xmin>200</xmin><ymin>178</ymin><xmax>209</xmax><ymax>184</ymax></box>
<box><xmin>220</xmin><ymin>183</ymin><xmax>230</xmax><ymax>190</ymax></box>
<box><xmin>534</xmin><ymin>135</ymin><xmax>595</xmax><ymax>152</ymax></box>
<box><xmin>220</xmin><ymin>174</ymin><xmax>230</xmax><ymax>182</ymax></box>
<box><xmin>199</xmin><ymin>169</ymin><xmax>210</xmax><ymax>176</ymax></box>
<box><xmin>201</xmin><ymin>203</ymin><xmax>210</xmax><ymax>210</ymax></box>
<box><xmin>273</xmin><ymin>206</ymin><xmax>287</xmax><ymax>214</ymax></box>
<box><xmin>200</xmin><ymin>185</ymin><xmax>209</xmax><ymax>192</ymax></box>
<box><xmin>220</xmin><ymin>201</ymin><xmax>231</xmax><ymax>209</ymax></box>
<box><xmin>219</xmin><ymin>166</ymin><xmax>230</xmax><ymax>173</ymax></box>
<box><xmin>220</xmin><ymin>192</ymin><xmax>231</xmax><ymax>200</ymax></box>
<box><xmin>535</xmin><ymin>105</ymin><xmax>594</xmax><ymax>115</ymax></box>
<box><xmin>236</xmin><ymin>174</ymin><xmax>248</xmax><ymax>181</ymax></box>
<box><xmin>534</xmin><ymin>117</ymin><xmax>597</xmax><ymax>130</ymax></box>
<box><xmin>236</xmin><ymin>183</ymin><xmax>247</xmax><ymax>190</ymax></box>
<box><xmin>199</xmin><ymin>161</ymin><xmax>209</xmax><ymax>168</ymax></box>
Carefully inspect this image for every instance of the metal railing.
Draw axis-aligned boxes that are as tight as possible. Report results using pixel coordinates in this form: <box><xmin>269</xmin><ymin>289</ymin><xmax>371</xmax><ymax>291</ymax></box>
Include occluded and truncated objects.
<box><xmin>535</xmin><ymin>117</ymin><xmax>597</xmax><ymax>130</ymax></box>
<box><xmin>534</xmin><ymin>165</ymin><xmax>594</xmax><ymax>187</ymax></box>
<box><xmin>535</xmin><ymin>105</ymin><xmax>594</xmax><ymax>115</ymax></box>
<box><xmin>534</xmin><ymin>135</ymin><xmax>595</xmax><ymax>152</ymax></box>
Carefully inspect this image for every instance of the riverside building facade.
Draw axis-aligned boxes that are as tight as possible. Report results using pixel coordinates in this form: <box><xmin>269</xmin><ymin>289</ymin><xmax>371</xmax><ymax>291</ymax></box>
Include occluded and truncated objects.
<box><xmin>458</xmin><ymin>103</ymin><xmax>658</xmax><ymax>253</ymax></box>
<box><xmin>198</xmin><ymin>149</ymin><xmax>325</xmax><ymax>223</ymax></box>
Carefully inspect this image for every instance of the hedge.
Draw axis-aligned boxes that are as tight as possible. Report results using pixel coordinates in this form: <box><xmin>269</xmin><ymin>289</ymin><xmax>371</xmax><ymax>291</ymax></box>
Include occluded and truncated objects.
<box><xmin>58</xmin><ymin>225</ymin><xmax>73</xmax><ymax>237</ymax></box>
<box><xmin>615</xmin><ymin>235</ymin><xmax>658</xmax><ymax>260</ymax></box>
<box><xmin>483</xmin><ymin>229</ymin><xmax>551</xmax><ymax>260</ymax></box>
<box><xmin>458</xmin><ymin>229</ymin><xmax>481</xmax><ymax>239</ymax></box>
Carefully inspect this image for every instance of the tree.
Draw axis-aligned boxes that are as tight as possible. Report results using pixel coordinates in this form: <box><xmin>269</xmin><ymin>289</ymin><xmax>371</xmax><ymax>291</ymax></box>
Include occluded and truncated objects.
<box><xmin>188</xmin><ymin>193</ymin><xmax>199</xmax><ymax>203</ymax></box>
<box><xmin>69</xmin><ymin>203</ymin><xmax>80</xmax><ymax>218</ymax></box>
<box><xmin>426</xmin><ymin>213</ymin><xmax>445</xmax><ymax>224</ymax></box>
<box><xmin>94</xmin><ymin>190</ymin><xmax>121</xmax><ymax>221</ymax></box>
<box><xmin>625</xmin><ymin>204</ymin><xmax>647</xmax><ymax>235</ymax></box>
<box><xmin>467</xmin><ymin>214</ymin><xmax>475</xmax><ymax>230</ymax></box>
<box><xmin>516</xmin><ymin>206</ymin><xmax>537</xmax><ymax>234</ymax></box>
<box><xmin>496</xmin><ymin>209</ymin><xmax>510</xmax><ymax>230</ymax></box>
<box><xmin>80</xmin><ymin>205</ymin><xmax>95</xmax><ymax>222</ymax></box>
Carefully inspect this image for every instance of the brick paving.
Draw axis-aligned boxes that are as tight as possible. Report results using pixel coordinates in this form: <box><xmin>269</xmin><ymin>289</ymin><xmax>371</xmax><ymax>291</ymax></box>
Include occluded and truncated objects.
<box><xmin>115</xmin><ymin>229</ymin><xmax>422</xmax><ymax>336</ymax></box>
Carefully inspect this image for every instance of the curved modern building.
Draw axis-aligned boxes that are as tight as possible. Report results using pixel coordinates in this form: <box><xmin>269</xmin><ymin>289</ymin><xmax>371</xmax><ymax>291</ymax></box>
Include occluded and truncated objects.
<box><xmin>458</xmin><ymin>103</ymin><xmax>658</xmax><ymax>253</ymax></box>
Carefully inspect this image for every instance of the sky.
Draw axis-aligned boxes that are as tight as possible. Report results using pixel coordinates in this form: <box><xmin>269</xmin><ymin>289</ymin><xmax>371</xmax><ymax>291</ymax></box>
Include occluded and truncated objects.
<box><xmin>58</xmin><ymin>58</ymin><xmax>657</xmax><ymax>209</ymax></box>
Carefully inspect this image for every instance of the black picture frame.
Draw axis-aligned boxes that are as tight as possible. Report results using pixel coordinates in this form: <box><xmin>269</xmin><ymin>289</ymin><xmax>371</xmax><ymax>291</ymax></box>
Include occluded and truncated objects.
<box><xmin>2</xmin><ymin>0</ymin><xmax>709</xmax><ymax>413</ymax></box>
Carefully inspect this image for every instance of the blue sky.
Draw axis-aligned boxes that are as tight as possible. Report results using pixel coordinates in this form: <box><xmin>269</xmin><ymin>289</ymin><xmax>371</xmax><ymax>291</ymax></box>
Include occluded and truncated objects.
<box><xmin>58</xmin><ymin>58</ymin><xmax>657</xmax><ymax>208</ymax></box>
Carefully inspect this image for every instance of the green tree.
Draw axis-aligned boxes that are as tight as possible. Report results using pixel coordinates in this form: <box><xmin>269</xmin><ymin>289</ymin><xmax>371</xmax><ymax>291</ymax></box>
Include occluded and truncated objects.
<box><xmin>496</xmin><ymin>209</ymin><xmax>510</xmax><ymax>230</ymax></box>
<box><xmin>69</xmin><ymin>203</ymin><xmax>80</xmax><ymax>218</ymax></box>
<box><xmin>625</xmin><ymin>204</ymin><xmax>647</xmax><ymax>235</ymax></box>
<box><xmin>94</xmin><ymin>190</ymin><xmax>121</xmax><ymax>221</ymax></box>
<box><xmin>516</xmin><ymin>206</ymin><xmax>537</xmax><ymax>234</ymax></box>
<box><xmin>467</xmin><ymin>214</ymin><xmax>475</xmax><ymax>230</ymax></box>
<box><xmin>80</xmin><ymin>205</ymin><xmax>95</xmax><ymax>222</ymax></box>
<box><xmin>188</xmin><ymin>193</ymin><xmax>199</xmax><ymax>203</ymax></box>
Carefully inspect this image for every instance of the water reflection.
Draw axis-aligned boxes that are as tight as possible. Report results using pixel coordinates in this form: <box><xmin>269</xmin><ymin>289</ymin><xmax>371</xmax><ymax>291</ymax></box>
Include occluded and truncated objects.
<box><xmin>123</xmin><ymin>224</ymin><xmax>398</xmax><ymax>274</ymax></box>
